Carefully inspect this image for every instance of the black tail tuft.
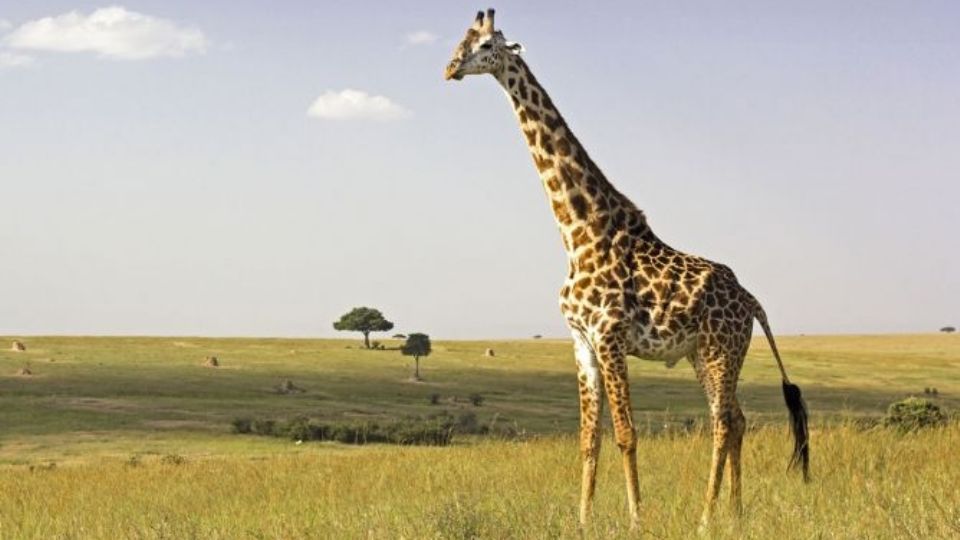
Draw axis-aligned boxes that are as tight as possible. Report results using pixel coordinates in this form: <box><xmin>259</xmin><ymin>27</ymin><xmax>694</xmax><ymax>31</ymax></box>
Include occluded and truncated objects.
<box><xmin>782</xmin><ymin>381</ymin><xmax>810</xmax><ymax>482</ymax></box>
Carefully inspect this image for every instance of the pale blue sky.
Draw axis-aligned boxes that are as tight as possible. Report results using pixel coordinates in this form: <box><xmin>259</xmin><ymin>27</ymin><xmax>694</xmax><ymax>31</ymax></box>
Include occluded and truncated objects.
<box><xmin>1</xmin><ymin>1</ymin><xmax>957</xmax><ymax>338</ymax></box>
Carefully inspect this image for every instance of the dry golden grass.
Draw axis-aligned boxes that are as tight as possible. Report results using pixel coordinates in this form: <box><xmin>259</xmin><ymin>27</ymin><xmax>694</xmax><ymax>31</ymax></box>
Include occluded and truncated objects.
<box><xmin>0</xmin><ymin>334</ymin><xmax>957</xmax><ymax>538</ymax></box>
<box><xmin>1</xmin><ymin>424</ymin><xmax>958</xmax><ymax>538</ymax></box>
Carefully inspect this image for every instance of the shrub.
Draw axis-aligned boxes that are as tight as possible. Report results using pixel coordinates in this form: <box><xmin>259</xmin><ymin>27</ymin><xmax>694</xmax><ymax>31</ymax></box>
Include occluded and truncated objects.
<box><xmin>429</xmin><ymin>393</ymin><xmax>441</xmax><ymax>405</ymax></box>
<box><xmin>454</xmin><ymin>411</ymin><xmax>481</xmax><ymax>433</ymax></box>
<box><xmin>883</xmin><ymin>397</ymin><xmax>947</xmax><ymax>431</ymax></box>
<box><xmin>231</xmin><ymin>416</ymin><xmax>460</xmax><ymax>446</ymax></box>
<box><xmin>387</xmin><ymin>422</ymin><xmax>453</xmax><ymax>446</ymax></box>
<box><xmin>252</xmin><ymin>418</ymin><xmax>278</xmax><ymax>436</ymax></box>
<box><xmin>468</xmin><ymin>393</ymin><xmax>484</xmax><ymax>407</ymax></box>
<box><xmin>328</xmin><ymin>423</ymin><xmax>361</xmax><ymax>444</ymax></box>
<box><xmin>284</xmin><ymin>416</ymin><xmax>314</xmax><ymax>441</ymax></box>
<box><xmin>231</xmin><ymin>417</ymin><xmax>253</xmax><ymax>434</ymax></box>
<box><xmin>329</xmin><ymin>422</ymin><xmax>389</xmax><ymax>444</ymax></box>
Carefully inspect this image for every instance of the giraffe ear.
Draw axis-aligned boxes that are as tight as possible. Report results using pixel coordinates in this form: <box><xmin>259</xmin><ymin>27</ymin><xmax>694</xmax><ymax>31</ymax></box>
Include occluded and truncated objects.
<box><xmin>505</xmin><ymin>41</ymin><xmax>524</xmax><ymax>55</ymax></box>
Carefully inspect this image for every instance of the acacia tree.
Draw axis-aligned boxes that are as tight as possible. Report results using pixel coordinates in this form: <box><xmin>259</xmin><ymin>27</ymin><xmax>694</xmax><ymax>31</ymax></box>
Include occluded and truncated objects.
<box><xmin>401</xmin><ymin>333</ymin><xmax>431</xmax><ymax>380</ymax></box>
<box><xmin>333</xmin><ymin>307</ymin><xmax>394</xmax><ymax>349</ymax></box>
<box><xmin>940</xmin><ymin>326</ymin><xmax>956</xmax><ymax>333</ymax></box>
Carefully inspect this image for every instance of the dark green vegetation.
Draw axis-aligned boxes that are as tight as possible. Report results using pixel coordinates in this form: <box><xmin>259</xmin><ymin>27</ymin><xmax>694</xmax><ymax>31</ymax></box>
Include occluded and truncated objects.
<box><xmin>882</xmin><ymin>396</ymin><xmax>947</xmax><ymax>431</ymax></box>
<box><xmin>400</xmin><ymin>332</ymin><xmax>431</xmax><ymax>380</ymax></box>
<box><xmin>332</xmin><ymin>306</ymin><xmax>394</xmax><ymax>348</ymax></box>
<box><xmin>230</xmin><ymin>410</ymin><xmax>502</xmax><ymax>446</ymax></box>
<box><xmin>0</xmin><ymin>334</ymin><xmax>957</xmax><ymax>463</ymax></box>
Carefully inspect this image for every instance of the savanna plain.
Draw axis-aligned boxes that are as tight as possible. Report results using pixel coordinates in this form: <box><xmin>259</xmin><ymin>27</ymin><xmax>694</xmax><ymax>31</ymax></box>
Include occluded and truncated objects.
<box><xmin>1</xmin><ymin>334</ymin><xmax>958</xmax><ymax>539</ymax></box>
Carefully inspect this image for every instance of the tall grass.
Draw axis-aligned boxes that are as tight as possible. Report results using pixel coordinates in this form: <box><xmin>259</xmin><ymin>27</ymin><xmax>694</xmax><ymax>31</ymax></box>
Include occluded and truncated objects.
<box><xmin>1</xmin><ymin>335</ymin><xmax>957</xmax><ymax>537</ymax></box>
<box><xmin>2</xmin><ymin>423</ymin><xmax>957</xmax><ymax>539</ymax></box>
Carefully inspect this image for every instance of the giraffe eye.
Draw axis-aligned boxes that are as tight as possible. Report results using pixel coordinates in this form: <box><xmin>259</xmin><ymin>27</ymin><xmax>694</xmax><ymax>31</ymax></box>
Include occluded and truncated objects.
<box><xmin>479</xmin><ymin>42</ymin><xmax>493</xmax><ymax>50</ymax></box>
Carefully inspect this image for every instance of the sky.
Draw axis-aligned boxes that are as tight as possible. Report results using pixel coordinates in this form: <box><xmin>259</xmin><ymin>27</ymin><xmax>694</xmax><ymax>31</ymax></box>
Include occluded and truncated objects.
<box><xmin>1</xmin><ymin>1</ymin><xmax>958</xmax><ymax>339</ymax></box>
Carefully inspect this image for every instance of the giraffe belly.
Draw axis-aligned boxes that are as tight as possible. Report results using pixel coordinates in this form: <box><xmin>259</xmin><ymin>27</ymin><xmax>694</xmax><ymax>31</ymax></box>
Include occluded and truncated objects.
<box><xmin>626</xmin><ymin>328</ymin><xmax>697</xmax><ymax>368</ymax></box>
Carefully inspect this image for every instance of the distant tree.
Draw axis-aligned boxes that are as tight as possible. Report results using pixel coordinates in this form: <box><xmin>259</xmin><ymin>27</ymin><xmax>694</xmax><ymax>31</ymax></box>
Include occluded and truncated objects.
<box><xmin>401</xmin><ymin>333</ymin><xmax>432</xmax><ymax>380</ymax></box>
<box><xmin>940</xmin><ymin>326</ymin><xmax>956</xmax><ymax>333</ymax></box>
<box><xmin>333</xmin><ymin>307</ymin><xmax>394</xmax><ymax>349</ymax></box>
<box><xmin>392</xmin><ymin>333</ymin><xmax>407</xmax><ymax>339</ymax></box>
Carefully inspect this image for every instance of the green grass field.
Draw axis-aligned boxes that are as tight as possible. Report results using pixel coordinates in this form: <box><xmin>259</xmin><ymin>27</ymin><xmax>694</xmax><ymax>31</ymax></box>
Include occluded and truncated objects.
<box><xmin>1</xmin><ymin>334</ymin><xmax>958</xmax><ymax>538</ymax></box>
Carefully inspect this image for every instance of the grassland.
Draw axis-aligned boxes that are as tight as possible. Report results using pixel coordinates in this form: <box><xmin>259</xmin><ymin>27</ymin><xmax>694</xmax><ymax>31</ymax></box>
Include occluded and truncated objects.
<box><xmin>0</xmin><ymin>334</ymin><xmax>958</xmax><ymax>538</ymax></box>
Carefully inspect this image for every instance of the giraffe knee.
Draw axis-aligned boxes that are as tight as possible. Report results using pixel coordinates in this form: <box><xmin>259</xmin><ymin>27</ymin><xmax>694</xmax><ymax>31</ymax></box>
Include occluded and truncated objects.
<box><xmin>731</xmin><ymin>409</ymin><xmax>746</xmax><ymax>435</ymax></box>
<box><xmin>580</xmin><ymin>430</ymin><xmax>601</xmax><ymax>457</ymax></box>
<box><xmin>714</xmin><ymin>409</ymin><xmax>745</xmax><ymax>437</ymax></box>
<box><xmin>614</xmin><ymin>425</ymin><xmax>637</xmax><ymax>452</ymax></box>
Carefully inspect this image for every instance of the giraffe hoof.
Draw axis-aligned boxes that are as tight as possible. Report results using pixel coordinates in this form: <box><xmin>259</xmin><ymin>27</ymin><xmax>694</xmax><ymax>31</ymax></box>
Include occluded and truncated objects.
<box><xmin>697</xmin><ymin>516</ymin><xmax>711</xmax><ymax>536</ymax></box>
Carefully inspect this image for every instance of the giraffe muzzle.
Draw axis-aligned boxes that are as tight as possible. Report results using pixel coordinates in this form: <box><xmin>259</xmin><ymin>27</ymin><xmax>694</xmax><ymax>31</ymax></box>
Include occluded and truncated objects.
<box><xmin>444</xmin><ymin>62</ymin><xmax>464</xmax><ymax>81</ymax></box>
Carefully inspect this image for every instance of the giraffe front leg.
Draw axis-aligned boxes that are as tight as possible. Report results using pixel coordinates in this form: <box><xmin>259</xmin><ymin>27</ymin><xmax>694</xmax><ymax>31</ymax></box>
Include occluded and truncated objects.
<box><xmin>596</xmin><ymin>338</ymin><xmax>641</xmax><ymax>529</ymax></box>
<box><xmin>573</xmin><ymin>332</ymin><xmax>603</xmax><ymax>526</ymax></box>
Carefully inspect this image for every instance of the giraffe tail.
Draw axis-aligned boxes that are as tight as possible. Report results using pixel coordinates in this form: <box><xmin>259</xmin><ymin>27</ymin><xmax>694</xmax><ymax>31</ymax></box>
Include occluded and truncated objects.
<box><xmin>755</xmin><ymin>304</ymin><xmax>810</xmax><ymax>482</ymax></box>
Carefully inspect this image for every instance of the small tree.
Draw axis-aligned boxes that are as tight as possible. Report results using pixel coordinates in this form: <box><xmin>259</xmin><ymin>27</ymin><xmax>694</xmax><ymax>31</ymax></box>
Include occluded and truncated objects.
<box><xmin>333</xmin><ymin>307</ymin><xmax>394</xmax><ymax>349</ymax></box>
<box><xmin>401</xmin><ymin>333</ymin><xmax>431</xmax><ymax>380</ymax></box>
<box><xmin>940</xmin><ymin>326</ymin><xmax>956</xmax><ymax>333</ymax></box>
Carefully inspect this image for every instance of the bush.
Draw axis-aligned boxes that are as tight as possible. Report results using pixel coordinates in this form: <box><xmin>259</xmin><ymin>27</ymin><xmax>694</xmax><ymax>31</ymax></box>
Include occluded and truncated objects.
<box><xmin>387</xmin><ymin>422</ymin><xmax>453</xmax><ymax>446</ymax></box>
<box><xmin>284</xmin><ymin>416</ymin><xmax>316</xmax><ymax>441</ymax></box>
<box><xmin>231</xmin><ymin>417</ymin><xmax>253</xmax><ymax>434</ymax></box>
<box><xmin>468</xmin><ymin>393</ymin><xmax>484</xmax><ymax>407</ymax></box>
<box><xmin>454</xmin><ymin>411</ymin><xmax>481</xmax><ymax>433</ymax></box>
<box><xmin>883</xmin><ymin>397</ymin><xmax>947</xmax><ymax>431</ymax></box>
<box><xmin>230</xmin><ymin>415</ymin><xmax>471</xmax><ymax>446</ymax></box>
<box><xmin>429</xmin><ymin>393</ymin><xmax>441</xmax><ymax>405</ymax></box>
<box><xmin>252</xmin><ymin>418</ymin><xmax>278</xmax><ymax>436</ymax></box>
<box><xmin>329</xmin><ymin>423</ymin><xmax>387</xmax><ymax>444</ymax></box>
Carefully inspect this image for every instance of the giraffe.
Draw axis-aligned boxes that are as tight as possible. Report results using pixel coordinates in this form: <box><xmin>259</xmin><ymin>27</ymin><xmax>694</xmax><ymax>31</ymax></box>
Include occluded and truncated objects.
<box><xmin>444</xmin><ymin>9</ymin><xmax>810</xmax><ymax>530</ymax></box>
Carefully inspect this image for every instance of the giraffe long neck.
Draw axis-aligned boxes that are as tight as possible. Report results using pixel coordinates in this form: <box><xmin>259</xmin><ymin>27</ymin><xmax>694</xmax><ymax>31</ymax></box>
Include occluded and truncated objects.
<box><xmin>495</xmin><ymin>57</ymin><xmax>656</xmax><ymax>259</ymax></box>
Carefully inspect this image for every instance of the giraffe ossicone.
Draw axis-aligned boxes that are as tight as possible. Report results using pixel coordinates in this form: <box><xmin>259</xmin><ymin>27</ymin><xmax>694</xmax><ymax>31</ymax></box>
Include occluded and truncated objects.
<box><xmin>445</xmin><ymin>8</ymin><xmax>810</xmax><ymax>530</ymax></box>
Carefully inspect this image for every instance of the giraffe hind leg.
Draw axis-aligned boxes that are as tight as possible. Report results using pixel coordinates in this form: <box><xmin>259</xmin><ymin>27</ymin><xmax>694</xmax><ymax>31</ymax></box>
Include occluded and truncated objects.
<box><xmin>725</xmin><ymin>401</ymin><xmax>746</xmax><ymax>516</ymax></box>
<box><xmin>694</xmin><ymin>337</ymin><xmax>748</xmax><ymax>529</ymax></box>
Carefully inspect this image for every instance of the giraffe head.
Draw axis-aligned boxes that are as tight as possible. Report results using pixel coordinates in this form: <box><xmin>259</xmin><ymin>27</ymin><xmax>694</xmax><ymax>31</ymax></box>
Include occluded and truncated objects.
<box><xmin>444</xmin><ymin>8</ymin><xmax>523</xmax><ymax>81</ymax></box>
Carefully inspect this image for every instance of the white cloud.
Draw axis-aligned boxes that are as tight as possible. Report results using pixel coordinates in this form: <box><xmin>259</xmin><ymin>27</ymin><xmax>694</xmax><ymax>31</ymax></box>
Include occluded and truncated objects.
<box><xmin>0</xmin><ymin>51</ymin><xmax>34</xmax><ymax>69</ymax></box>
<box><xmin>307</xmin><ymin>89</ymin><xmax>411</xmax><ymax>121</ymax></box>
<box><xmin>405</xmin><ymin>31</ymin><xmax>438</xmax><ymax>45</ymax></box>
<box><xmin>0</xmin><ymin>19</ymin><xmax>13</xmax><ymax>32</ymax></box>
<box><xmin>5</xmin><ymin>6</ymin><xmax>207</xmax><ymax>60</ymax></box>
